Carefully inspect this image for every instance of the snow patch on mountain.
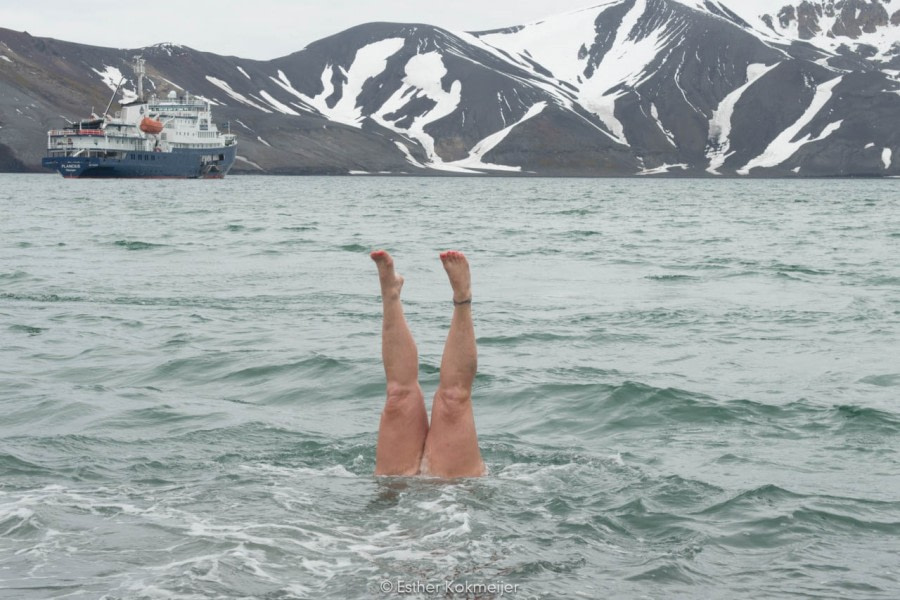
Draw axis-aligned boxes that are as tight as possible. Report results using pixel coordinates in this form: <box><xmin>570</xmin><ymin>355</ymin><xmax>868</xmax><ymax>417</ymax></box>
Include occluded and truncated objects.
<box><xmin>447</xmin><ymin>101</ymin><xmax>548</xmax><ymax>171</ymax></box>
<box><xmin>259</xmin><ymin>90</ymin><xmax>299</xmax><ymax>115</ymax></box>
<box><xmin>158</xmin><ymin>76</ymin><xmax>183</xmax><ymax>91</ymax></box>
<box><xmin>650</xmin><ymin>103</ymin><xmax>676</xmax><ymax>146</ymax></box>
<box><xmin>479</xmin><ymin>2</ymin><xmax>619</xmax><ymax>84</ymax></box>
<box><xmin>206</xmin><ymin>76</ymin><xmax>272</xmax><ymax>113</ymax></box>
<box><xmin>707</xmin><ymin>62</ymin><xmax>780</xmax><ymax>173</ymax></box>
<box><xmin>280</xmin><ymin>39</ymin><xmax>405</xmax><ymax>127</ymax></box>
<box><xmin>237</xmin><ymin>66</ymin><xmax>251</xmax><ymax>80</ymax></box>
<box><xmin>478</xmin><ymin>0</ymin><xmax>668</xmax><ymax>146</ymax></box>
<box><xmin>671</xmin><ymin>0</ymin><xmax>801</xmax><ymax>35</ymax></box>
<box><xmin>235</xmin><ymin>155</ymin><xmax>265</xmax><ymax>170</ymax></box>
<box><xmin>198</xmin><ymin>95</ymin><xmax>221</xmax><ymax>106</ymax></box>
<box><xmin>92</xmin><ymin>65</ymin><xmax>137</xmax><ymax>103</ymax></box>
<box><xmin>0</xmin><ymin>55</ymin><xmax>12</xmax><ymax>63</ymax></box>
<box><xmin>93</xmin><ymin>65</ymin><xmax>125</xmax><ymax>89</ymax></box>
<box><xmin>372</xmin><ymin>51</ymin><xmax>462</xmax><ymax>164</ymax></box>
<box><xmin>639</xmin><ymin>162</ymin><xmax>689</xmax><ymax>175</ymax></box>
<box><xmin>580</xmin><ymin>0</ymin><xmax>665</xmax><ymax>144</ymax></box>
<box><xmin>477</xmin><ymin>0</ymin><xmax>637</xmax><ymax>142</ymax></box>
<box><xmin>330</xmin><ymin>38</ymin><xmax>406</xmax><ymax>126</ymax></box>
<box><xmin>883</xmin><ymin>147</ymin><xmax>893</xmax><ymax>169</ymax></box>
<box><xmin>760</xmin><ymin>1</ymin><xmax>900</xmax><ymax>59</ymax></box>
<box><xmin>268</xmin><ymin>70</ymin><xmax>317</xmax><ymax>113</ymax></box>
<box><xmin>393</xmin><ymin>141</ymin><xmax>426</xmax><ymax>168</ymax></box>
<box><xmin>681</xmin><ymin>0</ymin><xmax>900</xmax><ymax>61</ymax></box>
<box><xmin>738</xmin><ymin>75</ymin><xmax>844</xmax><ymax>174</ymax></box>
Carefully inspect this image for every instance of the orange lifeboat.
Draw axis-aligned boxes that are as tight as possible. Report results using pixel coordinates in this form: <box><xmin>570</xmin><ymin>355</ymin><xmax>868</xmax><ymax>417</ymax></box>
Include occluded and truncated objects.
<box><xmin>140</xmin><ymin>117</ymin><xmax>164</xmax><ymax>134</ymax></box>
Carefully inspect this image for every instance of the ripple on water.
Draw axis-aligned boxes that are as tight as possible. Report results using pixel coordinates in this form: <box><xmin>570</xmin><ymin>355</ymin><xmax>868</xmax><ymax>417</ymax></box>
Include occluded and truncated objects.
<box><xmin>7</xmin><ymin>324</ymin><xmax>46</xmax><ymax>335</ymax></box>
<box><xmin>112</xmin><ymin>240</ymin><xmax>167</xmax><ymax>251</ymax></box>
<box><xmin>0</xmin><ymin>270</ymin><xmax>31</xmax><ymax>281</ymax></box>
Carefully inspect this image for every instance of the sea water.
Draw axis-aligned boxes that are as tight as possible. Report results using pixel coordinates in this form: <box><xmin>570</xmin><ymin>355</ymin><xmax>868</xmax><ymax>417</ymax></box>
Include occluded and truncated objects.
<box><xmin>0</xmin><ymin>174</ymin><xmax>898</xmax><ymax>599</ymax></box>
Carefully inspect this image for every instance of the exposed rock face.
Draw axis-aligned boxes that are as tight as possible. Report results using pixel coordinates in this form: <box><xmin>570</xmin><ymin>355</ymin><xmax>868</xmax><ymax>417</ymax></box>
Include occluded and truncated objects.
<box><xmin>796</xmin><ymin>2</ymin><xmax>823</xmax><ymax>39</ymax></box>
<box><xmin>1</xmin><ymin>0</ymin><xmax>899</xmax><ymax>176</ymax></box>
<box><xmin>768</xmin><ymin>0</ymin><xmax>892</xmax><ymax>39</ymax></box>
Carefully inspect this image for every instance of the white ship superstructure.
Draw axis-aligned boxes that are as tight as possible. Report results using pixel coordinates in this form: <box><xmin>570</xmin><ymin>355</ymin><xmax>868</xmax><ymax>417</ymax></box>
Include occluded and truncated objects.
<box><xmin>43</xmin><ymin>57</ymin><xmax>237</xmax><ymax>178</ymax></box>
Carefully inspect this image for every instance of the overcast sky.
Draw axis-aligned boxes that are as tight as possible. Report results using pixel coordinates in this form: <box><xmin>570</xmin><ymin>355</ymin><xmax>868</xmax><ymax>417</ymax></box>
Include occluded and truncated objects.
<box><xmin>1</xmin><ymin>1</ymin><xmax>594</xmax><ymax>60</ymax></box>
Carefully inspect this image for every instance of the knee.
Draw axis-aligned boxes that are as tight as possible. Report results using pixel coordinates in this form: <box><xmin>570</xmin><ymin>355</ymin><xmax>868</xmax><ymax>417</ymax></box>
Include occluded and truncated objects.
<box><xmin>433</xmin><ymin>386</ymin><xmax>472</xmax><ymax>420</ymax></box>
<box><xmin>383</xmin><ymin>383</ymin><xmax>422</xmax><ymax>416</ymax></box>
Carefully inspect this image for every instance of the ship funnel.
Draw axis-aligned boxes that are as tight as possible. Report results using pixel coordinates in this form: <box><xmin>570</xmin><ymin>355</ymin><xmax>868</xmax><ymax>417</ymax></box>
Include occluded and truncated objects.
<box><xmin>133</xmin><ymin>56</ymin><xmax>146</xmax><ymax>101</ymax></box>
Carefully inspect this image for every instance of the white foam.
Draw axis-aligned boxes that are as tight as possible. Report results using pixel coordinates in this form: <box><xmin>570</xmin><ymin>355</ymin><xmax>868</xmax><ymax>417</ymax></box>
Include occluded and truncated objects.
<box><xmin>243</xmin><ymin>463</ymin><xmax>356</xmax><ymax>478</ymax></box>
<box><xmin>0</xmin><ymin>506</ymin><xmax>35</xmax><ymax>536</ymax></box>
<box><xmin>294</xmin><ymin>465</ymin><xmax>357</xmax><ymax>478</ymax></box>
<box><xmin>608</xmin><ymin>452</ymin><xmax>625</xmax><ymax>466</ymax></box>
<box><xmin>301</xmin><ymin>558</ymin><xmax>344</xmax><ymax>579</ymax></box>
<box><xmin>124</xmin><ymin>583</ymin><xmax>206</xmax><ymax>599</ymax></box>
<box><xmin>281</xmin><ymin>583</ymin><xmax>312</xmax><ymax>597</ymax></box>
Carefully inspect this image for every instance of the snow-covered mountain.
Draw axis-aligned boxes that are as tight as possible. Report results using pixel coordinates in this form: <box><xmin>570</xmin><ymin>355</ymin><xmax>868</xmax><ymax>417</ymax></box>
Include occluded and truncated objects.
<box><xmin>1</xmin><ymin>0</ymin><xmax>899</xmax><ymax>175</ymax></box>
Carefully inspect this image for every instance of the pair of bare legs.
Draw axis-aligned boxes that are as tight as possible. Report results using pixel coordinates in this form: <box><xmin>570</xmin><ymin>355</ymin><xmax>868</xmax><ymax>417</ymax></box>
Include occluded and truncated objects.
<box><xmin>370</xmin><ymin>250</ymin><xmax>485</xmax><ymax>478</ymax></box>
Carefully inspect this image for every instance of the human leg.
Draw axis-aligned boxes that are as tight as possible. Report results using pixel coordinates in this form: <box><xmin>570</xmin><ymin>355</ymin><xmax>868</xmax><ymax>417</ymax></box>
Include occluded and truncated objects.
<box><xmin>421</xmin><ymin>251</ymin><xmax>485</xmax><ymax>478</ymax></box>
<box><xmin>371</xmin><ymin>250</ymin><xmax>428</xmax><ymax>476</ymax></box>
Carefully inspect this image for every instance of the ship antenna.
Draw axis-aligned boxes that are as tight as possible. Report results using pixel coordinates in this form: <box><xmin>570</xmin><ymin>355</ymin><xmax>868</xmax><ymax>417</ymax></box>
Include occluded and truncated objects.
<box><xmin>132</xmin><ymin>56</ymin><xmax>146</xmax><ymax>102</ymax></box>
<box><xmin>103</xmin><ymin>78</ymin><xmax>125</xmax><ymax>118</ymax></box>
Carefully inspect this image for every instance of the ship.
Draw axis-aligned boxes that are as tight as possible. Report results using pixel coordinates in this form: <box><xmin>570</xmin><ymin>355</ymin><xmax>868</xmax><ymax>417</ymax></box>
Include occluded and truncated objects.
<box><xmin>42</xmin><ymin>57</ymin><xmax>237</xmax><ymax>178</ymax></box>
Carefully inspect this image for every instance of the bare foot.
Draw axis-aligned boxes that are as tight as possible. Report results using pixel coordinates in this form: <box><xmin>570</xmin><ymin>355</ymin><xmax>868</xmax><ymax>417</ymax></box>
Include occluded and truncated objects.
<box><xmin>371</xmin><ymin>250</ymin><xmax>404</xmax><ymax>301</ymax></box>
<box><xmin>439</xmin><ymin>250</ymin><xmax>471</xmax><ymax>305</ymax></box>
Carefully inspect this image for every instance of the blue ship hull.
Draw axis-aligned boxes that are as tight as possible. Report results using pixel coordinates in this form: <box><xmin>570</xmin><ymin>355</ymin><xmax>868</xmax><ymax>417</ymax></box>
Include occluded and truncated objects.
<box><xmin>42</xmin><ymin>146</ymin><xmax>237</xmax><ymax>179</ymax></box>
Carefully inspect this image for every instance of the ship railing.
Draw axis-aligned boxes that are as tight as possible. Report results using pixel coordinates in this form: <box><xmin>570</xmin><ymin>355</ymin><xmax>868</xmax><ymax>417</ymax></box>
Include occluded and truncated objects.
<box><xmin>48</xmin><ymin>129</ymin><xmax>106</xmax><ymax>137</ymax></box>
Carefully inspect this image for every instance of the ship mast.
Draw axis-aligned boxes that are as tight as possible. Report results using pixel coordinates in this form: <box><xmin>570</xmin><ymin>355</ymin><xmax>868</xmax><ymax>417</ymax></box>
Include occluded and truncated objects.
<box><xmin>132</xmin><ymin>56</ymin><xmax>146</xmax><ymax>102</ymax></box>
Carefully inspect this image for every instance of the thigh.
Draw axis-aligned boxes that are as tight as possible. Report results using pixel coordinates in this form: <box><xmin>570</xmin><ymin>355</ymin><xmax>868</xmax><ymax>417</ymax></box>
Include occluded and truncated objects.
<box><xmin>375</xmin><ymin>384</ymin><xmax>429</xmax><ymax>476</ymax></box>
<box><xmin>421</xmin><ymin>387</ymin><xmax>484</xmax><ymax>478</ymax></box>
